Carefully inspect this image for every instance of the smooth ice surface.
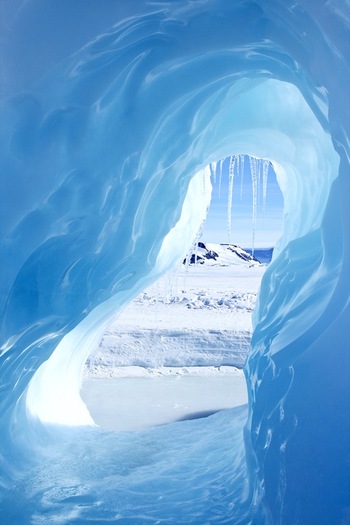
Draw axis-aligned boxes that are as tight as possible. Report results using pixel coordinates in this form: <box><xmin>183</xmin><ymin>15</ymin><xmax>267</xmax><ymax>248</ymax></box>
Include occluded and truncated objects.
<box><xmin>1</xmin><ymin>1</ymin><xmax>350</xmax><ymax>524</ymax></box>
<box><xmin>82</xmin><ymin>374</ymin><xmax>247</xmax><ymax>431</ymax></box>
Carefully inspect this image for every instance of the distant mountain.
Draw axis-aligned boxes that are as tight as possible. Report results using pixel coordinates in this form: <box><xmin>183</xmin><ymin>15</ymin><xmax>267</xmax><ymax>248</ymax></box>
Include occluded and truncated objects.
<box><xmin>183</xmin><ymin>242</ymin><xmax>261</xmax><ymax>267</ymax></box>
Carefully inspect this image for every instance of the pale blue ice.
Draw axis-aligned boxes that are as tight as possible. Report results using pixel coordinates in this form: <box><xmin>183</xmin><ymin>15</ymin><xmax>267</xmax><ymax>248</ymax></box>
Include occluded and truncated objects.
<box><xmin>0</xmin><ymin>1</ymin><xmax>349</xmax><ymax>524</ymax></box>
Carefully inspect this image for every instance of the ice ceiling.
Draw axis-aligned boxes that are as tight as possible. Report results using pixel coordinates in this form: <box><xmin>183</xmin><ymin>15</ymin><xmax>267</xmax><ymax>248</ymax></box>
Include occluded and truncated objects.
<box><xmin>0</xmin><ymin>1</ymin><xmax>349</xmax><ymax>523</ymax></box>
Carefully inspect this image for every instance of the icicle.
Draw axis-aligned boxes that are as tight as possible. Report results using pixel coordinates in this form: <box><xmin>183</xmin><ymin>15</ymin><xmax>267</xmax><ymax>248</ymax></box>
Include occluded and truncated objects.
<box><xmin>195</xmin><ymin>217</ymin><xmax>207</xmax><ymax>265</ymax></box>
<box><xmin>262</xmin><ymin>159</ymin><xmax>269</xmax><ymax>219</ymax></box>
<box><xmin>227</xmin><ymin>155</ymin><xmax>236</xmax><ymax>242</ymax></box>
<box><xmin>249</xmin><ymin>156</ymin><xmax>258</xmax><ymax>256</ymax></box>
<box><xmin>210</xmin><ymin>161</ymin><xmax>217</xmax><ymax>184</ymax></box>
<box><xmin>240</xmin><ymin>154</ymin><xmax>244</xmax><ymax>200</ymax></box>
<box><xmin>184</xmin><ymin>243</ymin><xmax>192</xmax><ymax>272</ymax></box>
<box><xmin>194</xmin><ymin>237</ymin><xmax>199</xmax><ymax>265</ymax></box>
<box><xmin>183</xmin><ymin>216</ymin><xmax>206</xmax><ymax>268</ymax></box>
<box><xmin>257</xmin><ymin>158</ymin><xmax>262</xmax><ymax>208</ymax></box>
<box><xmin>218</xmin><ymin>158</ymin><xmax>224</xmax><ymax>198</ymax></box>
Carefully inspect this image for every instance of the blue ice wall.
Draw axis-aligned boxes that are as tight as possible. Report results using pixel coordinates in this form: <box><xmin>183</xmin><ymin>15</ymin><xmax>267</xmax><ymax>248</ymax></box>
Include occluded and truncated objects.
<box><xmin>0</xmin><ymin>1</ymin><xmax>349</xmax><ymax>523</ymax></box>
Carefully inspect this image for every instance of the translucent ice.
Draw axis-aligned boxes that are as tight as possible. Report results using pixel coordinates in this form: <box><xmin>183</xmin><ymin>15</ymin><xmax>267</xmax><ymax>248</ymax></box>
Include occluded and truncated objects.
<box><xmin>0</xmin><ymin>1</ymin><xmax>349</xmax><ymax>523</ymax></box>
<box><xmin>227</xmin><ymin>155</ymin><xmax>236</xmax><ymax>241</ymax></box>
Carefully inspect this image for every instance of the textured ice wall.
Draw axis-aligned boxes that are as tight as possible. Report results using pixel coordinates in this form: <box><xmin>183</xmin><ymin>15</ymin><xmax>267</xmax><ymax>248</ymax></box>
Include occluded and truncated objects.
<box><xmin>0</xmin><ymin>1</ymin><xmax>349</xmax><ymax>523</ymax></box>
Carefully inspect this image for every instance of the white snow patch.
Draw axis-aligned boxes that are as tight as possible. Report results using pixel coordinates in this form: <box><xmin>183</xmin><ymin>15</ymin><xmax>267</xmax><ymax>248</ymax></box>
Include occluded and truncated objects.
<box><xmin>84</xmin><ymin>263</ymin><xmax>265</xmax><ymax>376</ymax></box>
<box><xmin>81</xmin><ymin>258</ymin><xmax>265</xmax><ymax>431</ymax></box>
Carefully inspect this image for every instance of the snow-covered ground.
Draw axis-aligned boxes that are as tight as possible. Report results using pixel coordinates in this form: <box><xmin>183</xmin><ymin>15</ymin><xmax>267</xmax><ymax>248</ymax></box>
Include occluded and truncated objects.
<box><xmin>82</xmin><ymin>245</ymin><xmax>267</xmax><ymax>430</ymax></box>
<box><xmin>82</xmin><ymin>372</ymin><xmax>248</xmax><ymax>431</ymax></box>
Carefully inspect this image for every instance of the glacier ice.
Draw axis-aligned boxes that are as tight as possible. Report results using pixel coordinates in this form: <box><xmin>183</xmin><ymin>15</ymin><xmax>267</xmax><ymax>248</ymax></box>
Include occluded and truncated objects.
<box><xmin>0</xmin><ymin>1</ymin><xmax>349</xmax><ymax>523</ymax></box>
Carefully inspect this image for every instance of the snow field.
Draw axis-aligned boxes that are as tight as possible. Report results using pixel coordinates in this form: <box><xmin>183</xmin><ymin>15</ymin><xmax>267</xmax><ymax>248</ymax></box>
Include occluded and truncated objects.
<box><xmin>84</xmin><ymin>262</ymin><xmax>265</xmax><ymax>376</ymax></box>
<box><xmin>82</xmin><ymin>261</ymin><xmax>265</xmax><ymax>430</ymax></box>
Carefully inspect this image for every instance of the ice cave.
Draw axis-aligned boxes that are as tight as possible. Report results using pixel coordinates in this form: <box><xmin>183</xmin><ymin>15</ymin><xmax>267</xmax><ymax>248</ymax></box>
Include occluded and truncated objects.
<box><xmin>0</xmin><ymin>1</ymin><xmax>349</xmax><ymax>523</ymax></box>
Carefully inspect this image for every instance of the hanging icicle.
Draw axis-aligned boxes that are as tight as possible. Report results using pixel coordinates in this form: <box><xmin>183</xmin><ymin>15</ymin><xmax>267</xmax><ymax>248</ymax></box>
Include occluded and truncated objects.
<box><xmin>249</xmin><ymin>156</ymin><xmax>258</xmax><ymax>256</ymax></box>
<box><xmin>184</xmin><ymin>216</ymin><xmax>207</xmax><ymax>267</ymax></box>
<box><xmin>257</xmin><ymin>158</ymin><xmax>262</xmax><ymax>208</ymax></box>
<box><xmin>262</xmin><ymin>159</ymin><xmax>270</xmax><ymax>220</ymax></box>
<box><xmin>218</xmin><ymin>158</ymin><xmax>224</xmax><ymax>198</ymax></box>
<box><xmin>240</xmin><ymin>154</ymin><xmax>245</xmax><ymax>201</ymax></box>
<box><xmin>209</xmin><ymin>154</ymin><xmax>273</xmax><ymax>252</ymax></box>
<box><xmin>210</xmin><ymin>161</ymin><xmax>217</xmax><ymax>184</ymax></box>
<box><xmin>227</xmin><ymin>155</ymin><xmax>236</xmax><ymax>242</ymax></box>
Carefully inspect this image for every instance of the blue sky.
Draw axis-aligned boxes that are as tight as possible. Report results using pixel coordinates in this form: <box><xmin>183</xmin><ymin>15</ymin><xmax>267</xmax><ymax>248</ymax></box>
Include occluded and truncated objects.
<box><xmin>202</xmin><ymin>156</ymin><xmax>284</xmax><ymax>248</ymax></box>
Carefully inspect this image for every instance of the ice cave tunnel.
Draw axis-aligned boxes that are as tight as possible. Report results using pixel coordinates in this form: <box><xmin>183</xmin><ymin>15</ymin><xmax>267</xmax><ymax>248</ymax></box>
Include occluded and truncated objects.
<box><xmin>0</xmin><ymin>1</ymin><xmax>349</xmax><ymax>524</ymax></box>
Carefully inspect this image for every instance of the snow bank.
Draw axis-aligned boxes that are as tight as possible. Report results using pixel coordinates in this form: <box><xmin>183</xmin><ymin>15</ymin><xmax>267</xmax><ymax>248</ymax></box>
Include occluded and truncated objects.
<box><xmin>85</xmin><ymin>263</ymin><xmax>263</xmax><ymax>375</ymax></box>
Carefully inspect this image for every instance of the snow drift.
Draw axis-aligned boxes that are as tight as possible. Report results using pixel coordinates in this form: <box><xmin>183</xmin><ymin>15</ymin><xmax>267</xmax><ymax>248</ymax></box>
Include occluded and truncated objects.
<box><xmin>0</xmin><ymin>1</ymin><xmax>349</xmax><ymax>523</ymax></box>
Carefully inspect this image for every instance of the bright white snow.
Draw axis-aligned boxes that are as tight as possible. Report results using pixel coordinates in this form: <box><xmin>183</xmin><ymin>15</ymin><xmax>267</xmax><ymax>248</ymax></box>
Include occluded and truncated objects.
<box><xmin>82</xmin><ymin>373</ymin><xmax>247</xmax><ymax>431</ymax></box>
<box><xmin>84</xmin><ymin>248</ymin><xmax>265</xmax><ymax>375</ymax></box>
<box><xmin>82</xmin><ymin>246</ymin><xmax>266</xmax><ymax>430</ymax></box>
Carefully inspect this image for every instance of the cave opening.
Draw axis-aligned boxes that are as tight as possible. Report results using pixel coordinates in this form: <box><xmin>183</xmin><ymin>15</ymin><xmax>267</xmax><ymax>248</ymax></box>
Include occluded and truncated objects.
<box><xmin>81</xmin><ymin>154</ymin><xmax>284</xmax><ymax>432</ymax></box>
<box><xmin>24</xmin><ymin>76</ymin><xmax>339</xmax><ymax>436</ymax></box>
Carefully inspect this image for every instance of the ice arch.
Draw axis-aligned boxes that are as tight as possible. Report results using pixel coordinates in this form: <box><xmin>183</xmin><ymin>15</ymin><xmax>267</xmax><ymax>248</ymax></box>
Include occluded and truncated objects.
<box><xmin>0</xmin><ymin>1</ymin><xmax>349</xmax><ymax>524</ymax></box>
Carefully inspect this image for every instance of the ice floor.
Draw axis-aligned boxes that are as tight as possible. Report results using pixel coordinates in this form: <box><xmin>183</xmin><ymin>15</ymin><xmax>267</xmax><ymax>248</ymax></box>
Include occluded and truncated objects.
<box><xmin>81</xmin><ymin>369</ymin><xmax>247</xmax><ymax>431</ymax></box>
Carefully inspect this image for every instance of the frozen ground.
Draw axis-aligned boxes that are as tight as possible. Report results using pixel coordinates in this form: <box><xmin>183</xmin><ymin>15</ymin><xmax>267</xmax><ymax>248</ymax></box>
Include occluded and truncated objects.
<box><xmin>82</xmin><ymin>372</ymin><xmax>247</xmax><ymax>431</ymax></box>
<box><xmin>82</xmin><ymin>256</ymin><xmax>266</xmax><ymax>430</ymax></box>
